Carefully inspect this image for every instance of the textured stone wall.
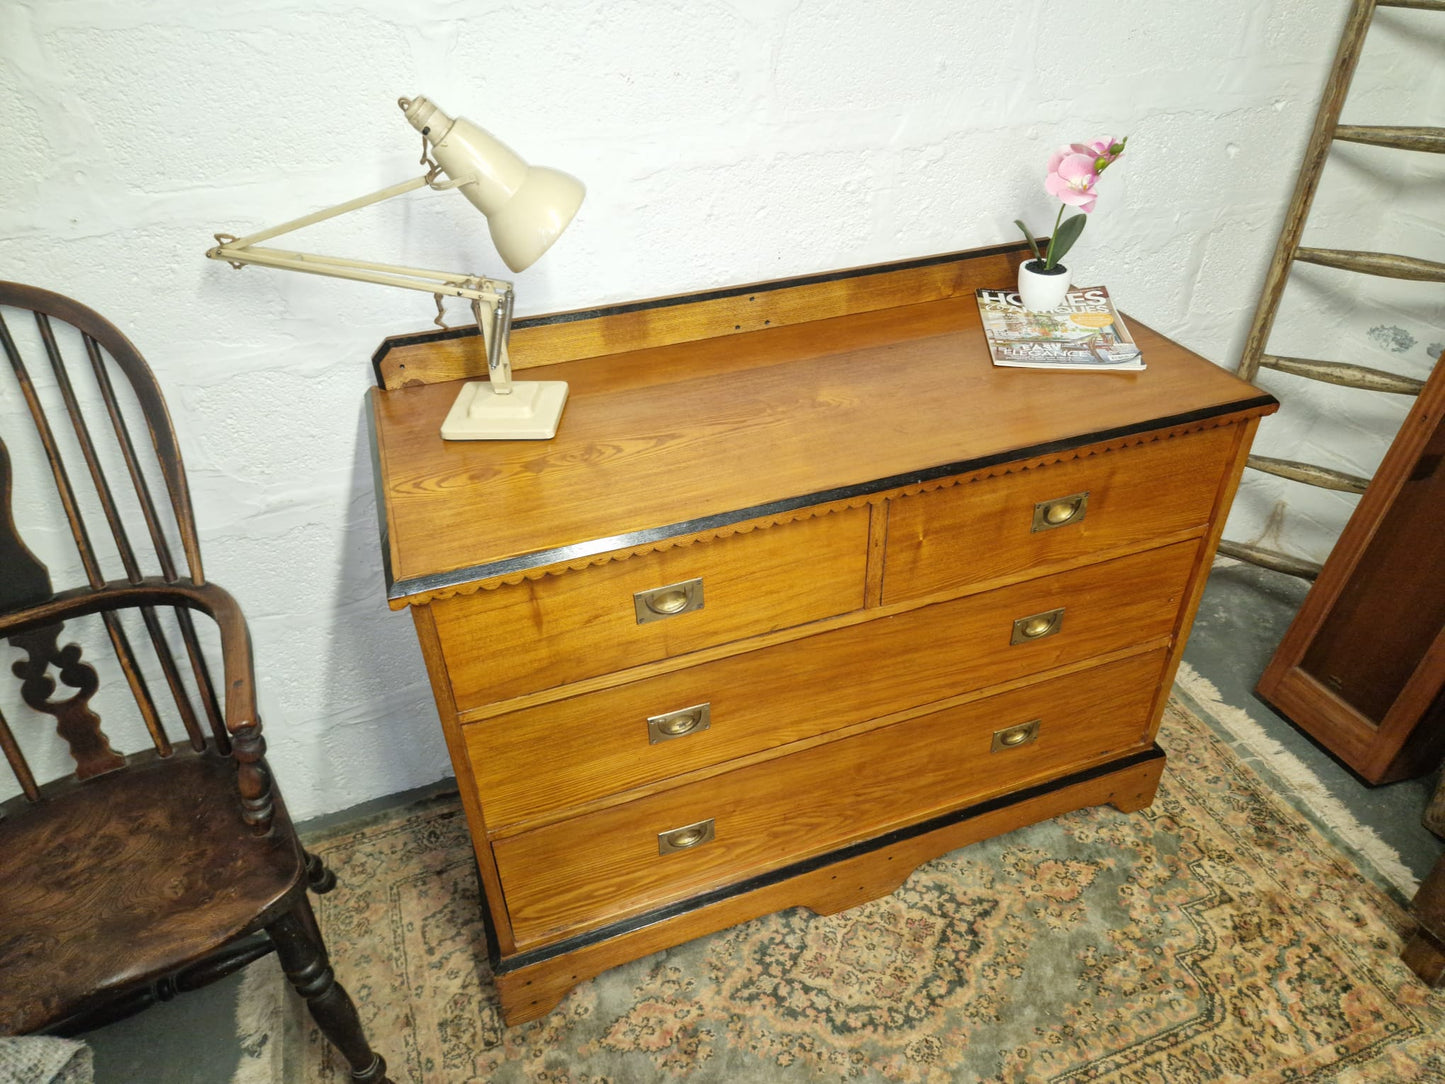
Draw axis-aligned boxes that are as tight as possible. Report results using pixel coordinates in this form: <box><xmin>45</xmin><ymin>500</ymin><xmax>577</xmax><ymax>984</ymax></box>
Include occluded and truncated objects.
<box><xmin>1</xmin><ymin>0</ymin><xmax>1439</xmax><ymax>819</ymax></box>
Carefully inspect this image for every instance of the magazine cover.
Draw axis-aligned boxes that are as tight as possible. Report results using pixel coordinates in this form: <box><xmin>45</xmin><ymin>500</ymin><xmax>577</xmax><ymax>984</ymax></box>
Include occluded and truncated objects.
<box><xmin>975</xmin><ymin>285</ymin><xmax>1145</xmax><ymax>370</ymax></box>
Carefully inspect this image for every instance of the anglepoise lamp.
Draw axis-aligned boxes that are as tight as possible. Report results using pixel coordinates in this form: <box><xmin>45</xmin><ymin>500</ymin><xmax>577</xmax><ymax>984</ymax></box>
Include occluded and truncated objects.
<box><xmin>207</xmin><ymin>95</ymin><xmax>584</xmax><ymax>439</ymax></box>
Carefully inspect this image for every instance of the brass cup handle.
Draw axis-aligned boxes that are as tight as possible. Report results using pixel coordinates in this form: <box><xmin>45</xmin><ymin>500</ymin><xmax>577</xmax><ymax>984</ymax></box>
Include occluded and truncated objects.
<box><xmin>647</xmin><ymin>703</ymin><xmax>712</xmax><ymax>744</ymax></box>
<box><xmin>660</xmin><ymin>710</ymin><xmax>701</xmax><ymax>735</ymax></box>
<box><xmin>634</xmin><ymin>578</ymin><xmax>704</xmax><ymax>624</ymax></box>
<box><xmin>991</xmin><ymin>719</ymin><xmax>1041</xmax><ymax>752</ymax></box>
<box><xmin>1032</xmin><ymin>491</ymin><xmax>1090</xmax><ymax>532</ymax></box>
<box><xmin>1021</xmin><ymin>616</ymin><xmax>1054</xmax><ymax>637</ymax></box>
<box><xmin>657</xmin><ymin>817</ymin><xmax>716</xmax><ymax>855</ymax></box>
<box><xmin>647</xmin><ymin>589</ymin><xmax>690</xmax><ymax>614</ymax></box>
<box><xmin>1011</xmin><ymin>607</ymin><xmax>1065</xmax><ymax>644</ymax></box>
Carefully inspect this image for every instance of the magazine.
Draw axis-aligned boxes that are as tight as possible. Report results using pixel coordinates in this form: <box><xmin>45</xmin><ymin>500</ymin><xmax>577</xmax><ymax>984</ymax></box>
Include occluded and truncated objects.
<box><xmin>975</xmin><ymin>285</ymin><xmax>1144</xmax><ymax>370</ymax></box>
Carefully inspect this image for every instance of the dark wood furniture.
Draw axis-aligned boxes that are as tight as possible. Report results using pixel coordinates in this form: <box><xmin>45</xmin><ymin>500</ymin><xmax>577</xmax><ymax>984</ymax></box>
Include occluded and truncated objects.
<box><xmin>1404</xmin><ymin>851</ymin><xmax>1445</xmax><ymax>986</ymax></box>
<box><xmin>1256</xmin><ymin>358</ymin><xmax>1445</xmax><ymax>785</ymax></box>
<box><xmin>0</xmin><ymin>283</ymin><xmax>389</xmax><ymax>1083</ymax></box>
<box><xmin>367</xmin><ymin>243</ymin><xmax>1276</xmax><ymax>1025</ymax></box>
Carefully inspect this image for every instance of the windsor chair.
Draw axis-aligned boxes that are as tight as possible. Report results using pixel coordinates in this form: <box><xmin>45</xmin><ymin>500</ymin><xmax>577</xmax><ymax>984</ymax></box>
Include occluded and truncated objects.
<box><xmin>0</xmin><ymin>282</ymin><xmax>388</xmax><ymax>1082</ymax></box>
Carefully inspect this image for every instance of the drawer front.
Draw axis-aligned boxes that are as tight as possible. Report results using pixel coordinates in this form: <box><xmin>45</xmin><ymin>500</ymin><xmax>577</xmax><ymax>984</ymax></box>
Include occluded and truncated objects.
<box><xmin>468</xmin><ymin>539</ymin><xmax>1199</xmax><ymax>829</ymax></box>
<box><xmin>883</xmin><ymin>423</ymin><xmax>1237</xmax><ymax>603</ymax></box>
<box><xmin>432</xmin><ymin>506</ymin><xmax>870</xmax><ymax>709</ymax></box>
<box><xmin>493</xmin><ymin>649</ymin><xmax>1169</xmax><ymax>945</ymax></box>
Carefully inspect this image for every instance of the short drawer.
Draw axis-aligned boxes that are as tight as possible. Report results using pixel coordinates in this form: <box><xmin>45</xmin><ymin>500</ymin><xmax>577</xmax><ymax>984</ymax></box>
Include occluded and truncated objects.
<box><xmin>431</xmin><ymin>505</ymin><xmax>870</xmax><ymax>709</ymax></box>
<box><xmin>493</xmin><ymin>649</ymin><xmax>1168</xmax><ymax>946</ymax></box>
<box><xmin>468</xmin><ymin>539</ymin><xmax>1198</xmax><ymax>829</ymax></box>
<box><xmin>883</xmin><ymin>423</ymin><xmax>1237</xmax><ymax>603</ymax></box>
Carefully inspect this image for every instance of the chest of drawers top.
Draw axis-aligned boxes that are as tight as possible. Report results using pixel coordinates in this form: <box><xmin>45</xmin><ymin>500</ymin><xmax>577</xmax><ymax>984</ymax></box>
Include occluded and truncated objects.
<box><xmin>369</xmin><ymin>245</ymin><xmax>1275</xmax><ymax>607</ymax></box>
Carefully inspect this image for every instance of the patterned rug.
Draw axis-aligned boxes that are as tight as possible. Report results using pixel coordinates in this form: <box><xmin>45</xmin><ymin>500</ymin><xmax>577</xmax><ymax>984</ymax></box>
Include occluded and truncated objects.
<box><xmin>274</xmin><ymin>698</ymin><xmax>1445</xmax><ymax>1083</ymax></box>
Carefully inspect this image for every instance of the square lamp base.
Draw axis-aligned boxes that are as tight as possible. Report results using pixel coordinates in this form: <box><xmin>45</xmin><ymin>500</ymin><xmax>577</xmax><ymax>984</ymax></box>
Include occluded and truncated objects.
<box><xmin>440</xmin><ymin>380</ymin><xmax>569</xmax><ymax>440</ymax></box>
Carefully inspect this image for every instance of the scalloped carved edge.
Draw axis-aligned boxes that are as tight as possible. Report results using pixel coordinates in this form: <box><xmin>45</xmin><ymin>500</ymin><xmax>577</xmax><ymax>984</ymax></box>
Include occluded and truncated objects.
<box><xmin>396</xmin><ymin>416</ymin><xmax>1238</xmax><ymax>609</ymax></box>
<box><xmin>884</xmin><ymin>416</ymin><xmax>1239</xmax><ymax>505</ymax></box>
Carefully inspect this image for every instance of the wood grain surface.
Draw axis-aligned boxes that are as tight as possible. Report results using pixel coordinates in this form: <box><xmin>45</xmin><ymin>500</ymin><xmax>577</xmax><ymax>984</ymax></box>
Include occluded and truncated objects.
<box><xmin>431</xmin><ymin>505</ymin><xmax>869</xmax><ymax>709</ymax></box>
<box><xmin>493</xmin><ymin>651</ymin><xmax>1168</xmax><ymax>947</ymax></box>
<box><xmin>465</xmin><ymin>538</ymin><xmax>1197</xmax><ymax>832</ymax></box>
<box><xmin>490</xmin><ymin>748</ymin><xmax>1167</xmax><ymax>1023</ymax></box>
<box><xmin>371</xmin><ymin>290</ymin><xmax>1272</xmax><ymax>601</ymax></box>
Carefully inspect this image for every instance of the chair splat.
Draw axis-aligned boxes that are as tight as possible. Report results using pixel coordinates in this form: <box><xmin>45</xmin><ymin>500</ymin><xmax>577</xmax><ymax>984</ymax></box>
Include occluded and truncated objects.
<box><xmin>9</xmin><ymin>623</ymin><xmax>123</xmax><ymax>781</ymax></box>
<box><xmin>0</xmin><ymin>437</ymin><xmax>52</xmax><ymax>612</ymax></box>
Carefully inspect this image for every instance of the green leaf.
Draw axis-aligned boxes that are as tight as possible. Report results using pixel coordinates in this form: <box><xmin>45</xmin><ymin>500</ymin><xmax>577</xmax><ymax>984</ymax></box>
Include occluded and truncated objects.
<box><xmin>1014</xmin><ymin>220</ymin><xmax>1042</xmax><ymax>262</ymax></box>
<box><xmin>1048</xmin><ymin>213</ymin><xmax>1088</xmax><ymax>266</ymax></box>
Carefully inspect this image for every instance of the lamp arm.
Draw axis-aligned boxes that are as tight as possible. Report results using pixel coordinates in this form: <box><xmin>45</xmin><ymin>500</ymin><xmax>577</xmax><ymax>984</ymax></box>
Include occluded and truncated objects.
<box><xmin>475</xmin><ymin>286</ymin><xmax>516</xmax><ymax>392</ymax></box>
<box><xmin>216</xmin><ymin>174</ymin><xmax>432</xmax><ymax>251</ymax></box>
<box><xmin>204</xmin><ymin>243</ymin><xmax>508</xmax><ymax>305</ymax></box>
<box><xmin>206</xmin><ymin>172</ymin><xmax>515</xmax><ymax>387</ymax></box>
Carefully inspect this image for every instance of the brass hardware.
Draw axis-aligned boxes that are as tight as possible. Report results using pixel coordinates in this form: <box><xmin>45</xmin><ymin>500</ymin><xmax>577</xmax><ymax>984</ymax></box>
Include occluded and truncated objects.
<box><xmin>991</xmin><ymin>719</ymin><xmax>1041</xmax><ymax>752</ymax></box>
<box><xmin>1032</xmin><ymin>491</ymin><xmax>1089</xmax><ymax>532</ymax></box>
<box><xmin>1011</xmin><ymin>607</ymin><xmax>1065</xmax><ymax>644</ymax></box>
<box><xmin>647</xmin><ymin>703</ymin><xmax>712</xmax><ymax>744</ymax></box>
<box><xmin>633</xmin><ymin>577</ymin><xmax>704</xmax><ymax>624</ymax></box>
<box><xmin>657</xmin><ymin>817</ymin><xmax>715</xmax><ymax>855</ymax></box>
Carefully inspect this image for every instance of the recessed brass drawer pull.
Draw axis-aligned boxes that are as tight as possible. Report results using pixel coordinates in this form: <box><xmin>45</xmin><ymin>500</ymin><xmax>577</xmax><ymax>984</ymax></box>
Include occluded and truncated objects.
<box><xmin>991</xmin><ymin>719</ymin><xmax>1041</xmax><ymax>752</ymax></box>
<box><xmin>633</xmin><ymin>577</ymin><xmax>704</xmax><ymax>624</ymax></box>
<box><xmin>657</xmin><ymin>817</ymin><xmax>715</xmax><ymax>855</ymax></box>
<box><xmin>1011</xmin><ymin>607</ymin><xmax>1065</xmax><ymax>644</ymax></box>
<box><xmin>647</xmin><ymin>703</ymin><xmax>712</xmax><ymax>744</ymax></box>
<box><xmin>1032</xmin><ymin>491</ymin><xmax>1090</xmax><ymax>532</ymax></box>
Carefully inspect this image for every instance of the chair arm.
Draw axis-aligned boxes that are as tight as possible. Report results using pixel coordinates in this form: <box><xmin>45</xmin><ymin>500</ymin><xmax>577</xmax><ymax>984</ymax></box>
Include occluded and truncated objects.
<box><xmin>0</xmin><ymin>578</ymin><xmax>260</xmax><ymax>737</ymax></box>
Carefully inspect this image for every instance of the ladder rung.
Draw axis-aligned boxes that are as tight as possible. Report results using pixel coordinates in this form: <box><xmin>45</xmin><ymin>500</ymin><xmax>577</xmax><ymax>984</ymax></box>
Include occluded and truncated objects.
<box><xmin>1247</xmin><ymin>455</ymin><xmax>1370</xmax><ymax>493</ymax></box>
<box><xmin>1259</xmin><ymin>354</ymin><xmax>1426</xmax><ymax>395</ymax></box>
<box><xmin>1216</xmin><ymin>540</ymin><xmax>1322</xmax><ymax>580</ymax></box>
<box><xmin>1294</xmin><ymin>247</ymin><xmax>1445</xmax><ymax>281</ymax></box>
<box><xmin>1334</xmin><ymin>125</ymin><xmax>1445</xmax><ymax>153</ymax></box>
<box><xmin>1377</xmin><ymin>0</ymin><xmax>1445</xmax><ymax>10</ymax></box>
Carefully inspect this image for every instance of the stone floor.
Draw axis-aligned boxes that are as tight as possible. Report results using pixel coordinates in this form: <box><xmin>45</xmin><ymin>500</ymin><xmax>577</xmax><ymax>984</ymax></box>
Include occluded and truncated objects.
<box><xmin>78</xmin><ymin>561</ymin><xmax>1445</xmax><ymax>1083</ymax></box>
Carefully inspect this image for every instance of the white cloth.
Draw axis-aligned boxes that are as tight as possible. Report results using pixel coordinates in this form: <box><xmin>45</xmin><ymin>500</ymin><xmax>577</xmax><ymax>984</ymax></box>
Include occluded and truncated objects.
<box><xmin>0</xmin><ymin>1037</ymin><xmax>93</xmax><ymax>1084</ymax></box>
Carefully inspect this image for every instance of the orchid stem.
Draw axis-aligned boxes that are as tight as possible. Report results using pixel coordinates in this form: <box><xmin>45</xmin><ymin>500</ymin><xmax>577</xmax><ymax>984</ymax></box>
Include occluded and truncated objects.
<box><xmin>1044</xmin><ymin>205</ymin><xmax>1065</xmax><ymax>269</ymax></box>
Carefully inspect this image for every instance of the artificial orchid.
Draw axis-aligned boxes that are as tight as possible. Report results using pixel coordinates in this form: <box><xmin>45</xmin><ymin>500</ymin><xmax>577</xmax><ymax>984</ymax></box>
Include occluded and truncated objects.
<box><xmin>1016</xmin><ymin>136</ymin><xmax>1127</xmax><ymax>271</ymax></box>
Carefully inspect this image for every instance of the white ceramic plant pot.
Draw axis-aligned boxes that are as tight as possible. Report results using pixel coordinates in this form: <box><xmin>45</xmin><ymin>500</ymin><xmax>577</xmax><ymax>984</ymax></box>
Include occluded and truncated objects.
<box><xmin>1018</xmin><ymin>259</ymin><xmax>1071</xmax><ymax>312</ymax></box>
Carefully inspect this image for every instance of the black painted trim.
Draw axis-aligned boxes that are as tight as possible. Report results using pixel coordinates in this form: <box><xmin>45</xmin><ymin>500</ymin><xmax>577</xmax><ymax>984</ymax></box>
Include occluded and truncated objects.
<box><xmin>363</xmin><ymin>389</ymin><xmax>397</xmax><ymax>598</ymax></box>
<box><xmin>370</xmin><ymin>242</ymin><xmax>1033</xmax><ymax>385</ymax></box>
<box><xmin>386</xmin><ymin>396</ymin><xmax>1277</xmax><ymax>602</ymax></box>
<box><xmin>490</xmin><ymin>743</ymin><xmax>1165</xmax><ymax>975</ymax></box>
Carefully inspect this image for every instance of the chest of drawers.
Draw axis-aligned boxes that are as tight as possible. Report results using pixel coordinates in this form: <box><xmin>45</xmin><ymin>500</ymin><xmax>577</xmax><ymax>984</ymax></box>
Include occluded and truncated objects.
<box><xmin>367</xmin><ymin>244</ymin><xmax>1276</xmax><ymax>1024</ymax></box>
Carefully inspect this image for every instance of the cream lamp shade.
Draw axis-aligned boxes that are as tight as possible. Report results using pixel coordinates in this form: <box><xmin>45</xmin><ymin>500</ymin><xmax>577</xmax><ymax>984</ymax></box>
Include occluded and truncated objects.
<box><xmin>207</xmin><ymin>95</ymin><xmax>585</xmax><ymax>440</ymax></box>
<box><xmin>400</xmin><ymin>96</ymin><xmax>584</xmax><ymax>274</ymax></box>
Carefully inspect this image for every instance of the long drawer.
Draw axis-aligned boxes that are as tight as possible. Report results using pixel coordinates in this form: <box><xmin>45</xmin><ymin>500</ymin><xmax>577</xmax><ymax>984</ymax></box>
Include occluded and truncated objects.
<box><xmin>883</xmin><ymin>423</ymin><xmax>1235</xmax><ymax>603</ymax></box>
<box><xmin>468</xmin><ymin>539</ymin><xmax>1199</xmax><ymax>829</ymax></box>
<box><xmin>493</xmin><ymin>649</ymin><xmax>1169</xmax><ymax>946</ymax></box>
<box><xmin>432</xmin><ymin>505</ymin><xmax>871</xmax><ymax>709</ymax></box>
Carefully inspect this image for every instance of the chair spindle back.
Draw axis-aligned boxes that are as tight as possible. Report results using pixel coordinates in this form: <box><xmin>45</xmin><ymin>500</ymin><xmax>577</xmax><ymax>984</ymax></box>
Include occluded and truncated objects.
<box><xmin>0</xmin><ymin>282</ymin><xmax>230</xmax><ymax>798</ymax></box>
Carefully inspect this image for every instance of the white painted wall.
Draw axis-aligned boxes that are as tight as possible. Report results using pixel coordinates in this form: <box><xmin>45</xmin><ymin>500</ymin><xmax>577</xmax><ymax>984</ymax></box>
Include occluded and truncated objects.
<box><xmin>1</xmin><ymin>0</ymin><xmax>1439</xmax><ymax>821</ymax></box>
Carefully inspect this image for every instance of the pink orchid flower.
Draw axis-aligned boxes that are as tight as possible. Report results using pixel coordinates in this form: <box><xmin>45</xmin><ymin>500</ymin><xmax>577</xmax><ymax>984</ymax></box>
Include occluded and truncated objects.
<box><xmin>1070</xmin><ymin>138</ymin><xmax>1126</xmax><ymax>170</ymax></box>
<box><xmin>1016</xmin><ymin>134</ymin><xmax>1128</xmax><ymax>270</ymax></box>
<box><xmin>1045</xmin><ymin>151</ymin><xmax>1100</xmax><ymax>214</ymax></box>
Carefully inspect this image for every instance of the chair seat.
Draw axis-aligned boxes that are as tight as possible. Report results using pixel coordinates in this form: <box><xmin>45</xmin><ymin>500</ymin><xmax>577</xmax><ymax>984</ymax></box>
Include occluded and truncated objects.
<box><xmin>0</xmin><ymin>748</ymin><xmax>305</xmax><ymax>1034</ymax></box>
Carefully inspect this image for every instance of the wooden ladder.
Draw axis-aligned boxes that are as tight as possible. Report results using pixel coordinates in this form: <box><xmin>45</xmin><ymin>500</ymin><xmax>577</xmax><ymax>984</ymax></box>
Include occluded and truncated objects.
<box><xmin>1220</xmin><ymin>0</ymin><xmax>1445</xmax><ymax>579</ymax></box>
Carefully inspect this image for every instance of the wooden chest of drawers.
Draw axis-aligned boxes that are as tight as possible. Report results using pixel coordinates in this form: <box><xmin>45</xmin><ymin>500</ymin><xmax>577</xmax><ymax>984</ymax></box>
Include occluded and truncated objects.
<box><xmin>367</xmin><ymin>244</ymin><xmax>1276</xmax><ymax>1024</ymax></box>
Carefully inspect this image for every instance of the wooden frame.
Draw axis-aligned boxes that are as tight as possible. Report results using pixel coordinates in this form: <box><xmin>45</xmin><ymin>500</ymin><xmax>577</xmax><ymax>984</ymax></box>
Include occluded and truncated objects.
<box><xmin>1256</xmin><ymin>358</ymin><xmax>1445</xmax><ymax>784</ymax></box>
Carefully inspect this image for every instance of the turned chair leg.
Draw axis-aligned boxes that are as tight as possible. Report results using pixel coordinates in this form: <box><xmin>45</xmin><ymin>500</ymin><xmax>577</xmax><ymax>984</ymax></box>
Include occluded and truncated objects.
<box><xmin>269</xmin><ymin>897</ymin><xmax>389</xmax><ymax>1084</ymax></box>
<box><xmin>305</xmin><ymin>850</ymin><xmax>338</xmax><ymax>894</ymax></box>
